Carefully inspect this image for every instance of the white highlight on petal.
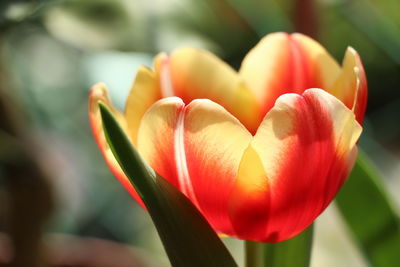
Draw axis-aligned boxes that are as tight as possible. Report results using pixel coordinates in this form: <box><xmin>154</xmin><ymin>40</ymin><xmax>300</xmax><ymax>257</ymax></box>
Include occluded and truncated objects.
<box><xmin>352</xmin><ymin>66</ymin><xmax>360</xmax><ymax>111</ymax></box>
<box><xmin>160</xmin><ymin>55</ymin><xmax>175</xmax><ymax>98</ymax></box>
<box><xmin>174</xmin><ymin>107</ymin><xmax>199</xmax><ymax>206</ymax></box>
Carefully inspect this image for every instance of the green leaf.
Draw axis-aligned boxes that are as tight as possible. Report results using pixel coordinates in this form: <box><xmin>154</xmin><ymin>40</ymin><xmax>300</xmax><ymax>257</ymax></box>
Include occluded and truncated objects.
<box><xmin>99</xmin><ymin>103</ymin><xmax>237</xmax><ymax>267</ymax></box>
<box><xmin>225</xmin><ymin>0</ymin><xmax>291</xmax><ymax>37</ymax></box>
<box><xmin>336</xmin><ymin>151</ymin><xmax>400</xmax><ymax>267</ymax></box>
<box><xmin>245</xmin><ymin>226</ymin><xmax>313</xmax><ymax>267</ymax></box>
<box><xmin>337</xmin><ymin>0</ymin><xmax>400</xmax><ymax>65</ymax></box>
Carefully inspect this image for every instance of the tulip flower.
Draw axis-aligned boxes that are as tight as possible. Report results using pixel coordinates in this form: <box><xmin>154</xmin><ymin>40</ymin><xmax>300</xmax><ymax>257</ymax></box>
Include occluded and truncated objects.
<box><xmin>89</xmin><ymin>32</ymin><xmax>367</xmax><ymax>243</ymax></box>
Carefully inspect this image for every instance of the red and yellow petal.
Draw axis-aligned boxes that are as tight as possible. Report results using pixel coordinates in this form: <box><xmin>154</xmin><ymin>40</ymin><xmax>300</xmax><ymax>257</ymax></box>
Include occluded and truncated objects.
<box><xmin>291</xmin><ymin>33</ymin><xmax>341</xmax><ymax>90</ymax></box>
<box><xmin>154</xmin><ymin>47</ymin><xmax>262</xmax><ymax>134</ymax></box>
<box><xmin>229</xmin><ymin>89</ymin><xmax>362</xmax><ymax>242</ymax></box>
<box><xmin>329</xmin><ymin>47</ymin><xmax>368</xmax><ymax>124</ymax></box>
<box><xmin>137</xmin><ymin>97</ymin><xmax>252</xmax><ymax>235</ymax></box>
<box><xmin>239</xmin><ymin>32</ymin><xmax>341</xmax><ymax>116</ymax></box>
<box><xmin>183</xmin><ymin>99</ymin><xmax>252</xmax><ymax>235</ymax></box>
<box><xmin>136</xmin><ymin>97</ymin><xmax>185</xmax><ymax>190</ymax></box>
<box><xmin>89</xmin><ymin>83</ymin><xmax>145</xmax><ymax>207</ymax></box>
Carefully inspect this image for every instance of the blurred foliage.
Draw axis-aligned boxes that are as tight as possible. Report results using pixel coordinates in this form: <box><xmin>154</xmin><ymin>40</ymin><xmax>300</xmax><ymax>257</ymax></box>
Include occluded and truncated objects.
<box><xmin>337</xmin><ymin>151</ymin><xmax>400</xmax><ymax>267</ymax></box>
<box><xmin>245</xmin><ymin>226</ymin><xmax>313</xmax><ymax>267</ymax></box>
<box><xmin>44</xmin><ymin>0</ymin><xmax>154</xmax><ymax>51</ymax></box>
<box><xmin>0</xmin><ymin>0</ymin><xmax>399</xmax><ymax>266</ymax></box>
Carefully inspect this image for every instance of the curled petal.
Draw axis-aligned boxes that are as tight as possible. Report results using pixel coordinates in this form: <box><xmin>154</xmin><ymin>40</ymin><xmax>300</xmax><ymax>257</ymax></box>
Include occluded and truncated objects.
<box><xmin>89</xmin><ymin>83</ymin><xmax>145</xmax><ymax>207</ymax></box>
<box><xmin>329</xmin><ymin>47</ymin><xmax>368</xmax><ymax>124</ymax></box>
<box><xmin>137</xmin><ymin>98</ymin><xmax>252</xmax><ymax>235</ymax></box>
<box><xmin>229</xmin><ymin>89</ymin><xmax>362</xmax><ymax>242</ymax></box>
<box><xmin>239</xmin><ymin>32</ymin><xmax>341</xmax><ymax>115</ymax></box>
<box><xmin>156</xmin><ymin>47</ymin><xmax>262</xmax><ymax>134</ymax></box>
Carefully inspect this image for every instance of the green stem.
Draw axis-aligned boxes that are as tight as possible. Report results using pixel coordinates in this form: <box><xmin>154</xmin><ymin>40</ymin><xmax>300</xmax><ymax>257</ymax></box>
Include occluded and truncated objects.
<box><xmin>245</xmin><ymin>225</ymin><xmax>314</xmax><ymax>267</ymax></box>
<box><xmin>245</xmin><ymin>241</ymin><xmax>264</xmax><ymax>267</ymax></box>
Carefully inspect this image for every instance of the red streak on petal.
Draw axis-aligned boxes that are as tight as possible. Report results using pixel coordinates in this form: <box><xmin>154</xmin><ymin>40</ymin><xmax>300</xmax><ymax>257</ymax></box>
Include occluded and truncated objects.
<box><xmin>265</xmin><ymin>92</ymin><xmax>353</xmax><ymax>242</ymax></box>
<box><xmin>260</xmin><ymin>34</ymin><xmax>315</xmax><ymax>117</ymax></box>
<box><xmin>265</xmin><ymin>93</ymin><xmax>336</xmax><ymax>241</ymax></box>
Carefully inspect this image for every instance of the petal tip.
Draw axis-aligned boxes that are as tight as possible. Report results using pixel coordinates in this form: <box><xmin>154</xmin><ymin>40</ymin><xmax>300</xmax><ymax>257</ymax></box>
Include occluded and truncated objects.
<box><xmin>90</xmin><ymin>82</ymin><xmax>109</xmax><ymax>99</ymax></box>
<box><xmin>346</xmin><ymin>46</ymin><xmax>358</xmax><ymax>56</ymax></box>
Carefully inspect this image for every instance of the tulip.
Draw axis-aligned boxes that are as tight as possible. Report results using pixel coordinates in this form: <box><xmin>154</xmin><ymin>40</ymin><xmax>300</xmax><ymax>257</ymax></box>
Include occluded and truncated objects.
<box><xmin>89</xmin><ymin>32</ymin><xmax>367</xmax><ymax>242</ymax></box>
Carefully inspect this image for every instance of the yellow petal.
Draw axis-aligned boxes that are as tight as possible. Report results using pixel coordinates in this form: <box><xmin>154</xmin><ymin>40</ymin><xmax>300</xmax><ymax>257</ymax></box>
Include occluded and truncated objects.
<box><xmin>239</xmin><ymin>32</ymin><xmax>291</xmax><ymax>114</ymax></box>
<box><xmin>155</xmin><ymin>47</ymin><xmax>262</xmax><ymax>134</ymax></box>
<box><xmin>329</xmin><ymin>47</ymin><xmax>368</xmax><ymax>123</ymax></box>
<box><xmin>124</xmin><ymin>59</ymin><xmax>162</xmax><ymax>145</ymax></box>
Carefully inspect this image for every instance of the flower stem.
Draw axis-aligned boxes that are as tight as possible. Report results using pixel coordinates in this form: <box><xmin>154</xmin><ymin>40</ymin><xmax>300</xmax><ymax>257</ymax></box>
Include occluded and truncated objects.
<box><xmin>245</xmin><ymin>240</ymin><xmax>264</xmax><ymax>267</ymax></box>
<box><xmin>244</xmin><ymin>225</ymin><xmax>314</xmax><ymax>267</ymax></box>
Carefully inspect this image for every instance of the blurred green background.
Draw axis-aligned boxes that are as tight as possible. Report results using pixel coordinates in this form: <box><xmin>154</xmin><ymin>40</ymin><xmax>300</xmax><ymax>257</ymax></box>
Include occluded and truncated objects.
<box><xmin>0</xmin><ymin>0</ymin><xmax>399</xmax><ymax>266</ymax></box>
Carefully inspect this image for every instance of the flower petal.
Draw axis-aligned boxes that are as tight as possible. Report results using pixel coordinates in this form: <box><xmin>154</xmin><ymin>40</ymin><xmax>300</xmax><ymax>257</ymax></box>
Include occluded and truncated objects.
<box><xmin>137</xmin><ymin>97</ymin><xmax>252</xmax><ymax>235</ymax></box>
<box><xmin>291</xmin><ymin>33</ymin><xmax>341</xmax><ymax>89</ymax></box>
<box><xmin>329</xmin><ymin>47</ymin><xmax>368</xmax><ymax>124</ymax></box>
<box><xmin>124</xmin><ymin>60</ymin><xmax>162</xmax><ymax>145</ymax></box>
<box><xmin>136</xmin><ymin>97</ymin><xmax>184</xmax><ymax>191</ymax></box>
<box><xmin>229</xmin><ymin>89</ymin><xmax>362</xmax><ymax>242</ymax></box>
<box><xmin>156</xmin><ymin>47</ymin><xmax>262</xmax><ymax>134</ymax></box>
<box><xmin>89</xmin><ymin>83</ymin><xmax>145</xmax><ymax>207</ymax></box>
<box><xmin>239</xmin><ymin>32</ymin><xmax>341</xmax><ymax>116</ymax></box>
<box><xmin>184</xmin><ymin>99</ymin><xmax>252</xmax><ymax>235</ymax></box>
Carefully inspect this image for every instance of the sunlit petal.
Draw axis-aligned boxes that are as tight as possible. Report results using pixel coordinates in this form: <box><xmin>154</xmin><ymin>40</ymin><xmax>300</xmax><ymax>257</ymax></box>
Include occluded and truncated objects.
<box><xmin>229</xmin><ymin>89</ymin><xmax>362</xmax><ymax>242</ymax></box>
<box><xmin>125</xmin><ymin>59</ymin><xmax>163</xmax><ymax>145</ymax></box>
<box><xmin>137</xmin><ymin>97</ymin><xmax>252</xmax><ymax>234</ymax></box>
<box><xmin>239</xmin><ymin>32</ymin><xmax>341</xmax><ymax>116</ymax></box>
<box><xmin>156</xmin><ymin>47</ymin><xmax>262</xmax><ymax>133</ymax></box>
<box><xmin>184</xmin><ymin>99</ymin><xmax>252</xmax><ymax>235</ymax></box>
<box><xmin>329</xmin><ymin>47</ymin><xmax>368</xmax><ymax>123</ymax></box>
